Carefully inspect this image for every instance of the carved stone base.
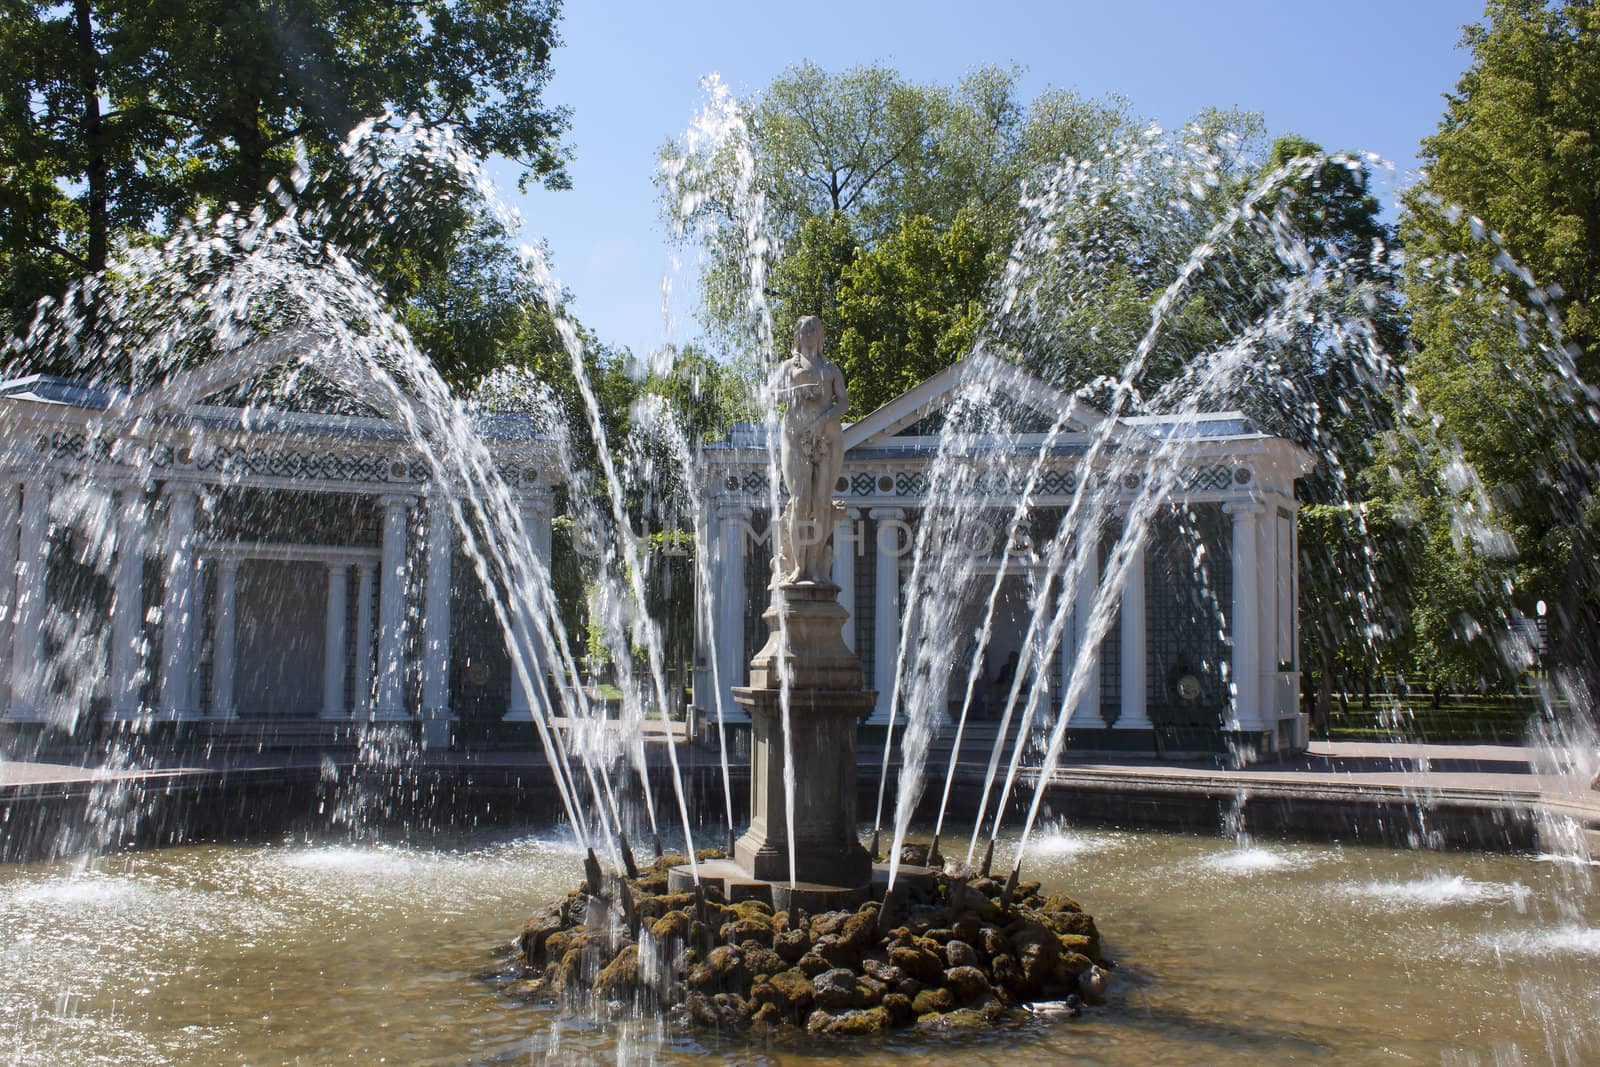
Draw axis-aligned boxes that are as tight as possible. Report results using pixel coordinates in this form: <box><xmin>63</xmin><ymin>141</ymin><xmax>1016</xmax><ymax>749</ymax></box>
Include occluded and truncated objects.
<box><xmin>745</xmin><ymin>582</ymin><xmax>862</xmax><ymax>691</ymax></box>
<box><xmin>732</xmin><ymin>580</ymin><xmax>874</xmax><ymax>889</ymax></box>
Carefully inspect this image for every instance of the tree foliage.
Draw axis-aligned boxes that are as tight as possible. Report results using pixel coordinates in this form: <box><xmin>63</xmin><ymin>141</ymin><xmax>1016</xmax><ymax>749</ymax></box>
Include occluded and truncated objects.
<box><xmin>1397</xmin><ymin>0</ymin><xmax>1600</xmax><ymax>699</ymax></box>
<box><xmin>1</xmin><ymin>0</ymin><xmax>571</xmax><ymax>382</ymax></box>
<box><xmin>663</xmin><ymin>62</ymin><xmax>1130</xmax><ymax>409</ymax></box>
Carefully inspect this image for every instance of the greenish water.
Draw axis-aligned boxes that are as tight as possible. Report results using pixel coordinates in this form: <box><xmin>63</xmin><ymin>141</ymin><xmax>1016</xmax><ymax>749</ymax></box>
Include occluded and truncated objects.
<box><xmin>1</xmin><ymin>826</ymin><xmax>1595</xmax><ymax>1065</ymax></box>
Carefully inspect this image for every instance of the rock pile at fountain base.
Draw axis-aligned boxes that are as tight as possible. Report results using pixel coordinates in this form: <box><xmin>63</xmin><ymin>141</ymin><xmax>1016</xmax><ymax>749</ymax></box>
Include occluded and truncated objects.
<box><xmin>513</xmin><ymin>849</ymin><xmax>1109</xmax><ymax>1035</ymax></box>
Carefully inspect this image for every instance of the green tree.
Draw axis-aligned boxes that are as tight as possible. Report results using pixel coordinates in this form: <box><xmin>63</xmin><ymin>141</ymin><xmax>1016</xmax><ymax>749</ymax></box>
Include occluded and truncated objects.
<box><xmin>1</xmin><ymin>0</ymin><xmax>571</xmax><ymax>382</ymax></box>
<box><xmin>1398</xmin><ymin>0</ymin><xmax>1600</xmax><ymax>702</ymax></box>
<box><xmin>832</xmin><ymin>209</ymin><xmax>994</xmax><ymax>415</ymax></box>
<box><xmin>663</xmin><ymin>62</ymin><xmax>1129</xmax><ymax>365</ymax></box>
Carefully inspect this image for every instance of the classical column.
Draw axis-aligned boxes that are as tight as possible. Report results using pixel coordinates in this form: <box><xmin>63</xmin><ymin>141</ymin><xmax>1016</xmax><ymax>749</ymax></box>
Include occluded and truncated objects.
<box><xmin>187</xmin><ymin>558</ymin><xmax>207</xmax><ymax>714</ymax></box>
<box><xmin>211</xmin><ymin>558</ymin><xmax>238</xmax><ymax>719</ymax></box>
<box><xmin>1226</xmin><ymin>501</ymin><xmax>1263</xmax><ymax>732</ymax></box>
<box><xmin>508</xmin><ymin>491</ymin><xmax>551</xmax><ymax>718</ymax></box>
<box><xmin>322</xmin><ymin>563</ymin><xmax>349</xmax><ymax>719</ymax></box>
<box><xmin>1073</xmin><ymin>539</ymin><xmax>1101</xmax><ymax>722</ymax></box>
<box><xmin>419</xmin><ymin>494</ymin><xmax>452</xmax><ymax>747</ymax></box>
<box><xmin>868</xmin><ymin>507</ymin><xmax>906</xmax><ymax>724</ymax></box>
<box><xmin>715</xmin><ymin>501</ymin><xmax>750</xmax><ymax>724</ymax></box>
<box><xmin>158</xmin><ymin>484</ymin><xmax>200</xmax><ymax>720</ymax></box>
<box><xmin>0</xmin><ymin>478</ymin><xmax>20</xmax><ymax>712</ymax></box>
<box><xmin>832</xmin><ymin>509</ymin><xmax>857</xmax><ymax>652</ymax></box>
<box><xmin>373</xmin><ymin>494</ymin><xmax>413</xmax><ymax>722</ymax></box>
<box><xmin>352</xmin><ymin>562</ymin><xmax>374</xmax><ymax>715</ymax></box>
<box><xmin>1118</xmin><ymin>540</ymin><xmax>1151</xmax><ymax>729</ymax></box>
<box><xmin>107</xmin><ymin>486</ymin><xmax>147</xmax><ymax>719</ymax></box>
<box><xmin>9</xmin><ymin>477</ymin><xmax>51</xmax><ymax>720</ymax></box>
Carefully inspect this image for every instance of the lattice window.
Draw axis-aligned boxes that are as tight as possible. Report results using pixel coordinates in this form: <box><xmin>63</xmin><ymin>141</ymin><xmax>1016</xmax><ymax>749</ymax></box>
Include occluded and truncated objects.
<box><xmin>1144</xmin><ymin>505</ymin><xmax>1232</xmax><ymax>727</ymax></box>
<box><xmin>1097</xmin><ymin>527</ymin><xmax>1122</xmax><ymax>721</ymax></box>
<box><xmin>856</xmin><ymin>517</ymin><xmax>876</xmax><ymax>687</ymax></box>
<box><xmin>742</xmin><ymin>509</ymin><xmax>773</xmax><ymax>665</ymax></box>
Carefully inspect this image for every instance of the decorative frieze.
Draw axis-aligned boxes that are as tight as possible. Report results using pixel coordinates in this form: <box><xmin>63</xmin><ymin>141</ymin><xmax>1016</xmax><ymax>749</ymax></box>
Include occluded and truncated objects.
<box><xmin>711</xmin><ymin>461</ymin><xmax>1248</xmax><ymax>503</ymax></box>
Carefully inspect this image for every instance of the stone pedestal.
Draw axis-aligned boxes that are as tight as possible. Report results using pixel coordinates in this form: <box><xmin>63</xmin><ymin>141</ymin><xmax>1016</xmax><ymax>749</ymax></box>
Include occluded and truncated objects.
<box><xmin>731</xmin><ymin>581</ymin><xmax>874</xmax><ymax>888</ymax></box>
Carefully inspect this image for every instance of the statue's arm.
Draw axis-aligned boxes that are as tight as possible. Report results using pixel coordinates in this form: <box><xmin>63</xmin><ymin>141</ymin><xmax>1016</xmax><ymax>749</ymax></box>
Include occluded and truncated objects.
<box><xmin>818</xmin><ymin>364</ymin><xmax>849</xmax><ymax>425</ymax></box>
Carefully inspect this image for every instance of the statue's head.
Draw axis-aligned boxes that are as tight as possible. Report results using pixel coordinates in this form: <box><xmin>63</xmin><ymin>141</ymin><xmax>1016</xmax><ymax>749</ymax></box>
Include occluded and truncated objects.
<box><xmin>793</xmin><ymin>315</ymin><xmax>824</xmax><ymax>357</ymax></box>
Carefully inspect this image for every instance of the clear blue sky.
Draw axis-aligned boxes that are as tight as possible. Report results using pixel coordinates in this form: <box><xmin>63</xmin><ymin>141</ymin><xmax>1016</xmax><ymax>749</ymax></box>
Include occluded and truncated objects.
<box><xmin>488</xmin><ymin>0</ymin><xmax>1486</xmax><ymax>361</ymax></box>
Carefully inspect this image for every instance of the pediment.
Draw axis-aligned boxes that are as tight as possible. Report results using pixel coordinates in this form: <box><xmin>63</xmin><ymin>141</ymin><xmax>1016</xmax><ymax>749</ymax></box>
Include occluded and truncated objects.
<box><xmin>841</xmin><ymin>350</ymin><xmax>1107</xmax><ymax>452</ymax></box>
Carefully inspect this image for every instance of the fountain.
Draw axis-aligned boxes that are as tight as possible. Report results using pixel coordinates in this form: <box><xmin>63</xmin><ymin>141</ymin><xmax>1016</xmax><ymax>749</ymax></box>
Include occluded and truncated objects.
<box><xmin>689</xmin><ymin>315</ymin><xmax>876</xmax><ymax>906</ymax></box>
<box><xmin>0</xmin><ymin>75</ymin><xmax>1596</xmax><ymax>1063</ymax></box>
<box><xmin>509</xmin><ymin>318</ymin><xmax>1111</xmax><ymax>1034</ymax></box>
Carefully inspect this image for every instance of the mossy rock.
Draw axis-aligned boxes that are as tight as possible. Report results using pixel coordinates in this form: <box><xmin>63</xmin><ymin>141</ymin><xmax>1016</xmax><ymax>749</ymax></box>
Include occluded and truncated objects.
<box><xmin>1054</xmin><ymin>951</ymin><xmax>1095</xmax><ymax>985</ymax></box>
<box><xmin>751</xmin><ymin>967</ymin><xmax>815</xmax><ymax>1019</ymax></box>
<box><xmin>916</xmin><ymin>1006</ymin><xmax>997</xmax><ymax>1033</ymax></box>
<box><xmin>517</xmin><ymin>865</ymin><xmax>1106</xmax><ymax>1035</ymax></box>
<box><xmin>686</xmin><ymin>945</ymin><xmax>750</xmax><ymax>994</ymax></box>
<box><xmin>812</xmin><ymin>967</ymin><xmax>863</xmax><ymax>1011</ymax></box>
<box><xmin>888</xmin><ymin>944</ymin><xmax>944</xmax><ymax>983</ymax></box>
<box><xmin>881</xmin><ymin>991</ymin><xmax>914</xmax><ymax>1024</ymax></box>
<box><xmin>650</xmin><ymin>910</ymin><xmax>691</xmax><ymax>943</ymax></box>
<box><xmin>630</xmin><ymin>871</ymin><xmax>670</xmax><ymax>896</ymax></box>
<box><xmin>810</xmin><ymin>1006</ymin><xmax>891</xmax><ymax>1035</ymax></box>
<box><xmin>837</xmin><ymin>911</ymin><xmax>878</xmax><ymax>953</ymax></box>
<box><xmin>686</xmin><ymin>991</ymin><xmax>752</xmax><ymax>1030</ymax></box>
<box><xmin>740</xmin><ymin>944</ymin><xmax>786</xmax><ymax>979</ymax></box>
<box><xmin>944</xmin><ymin>939</ymin><xmax>979</xmax><ymax>968</ymax></box>
<box><xmin>809</xmin><ymin>911</ymin><xmax>851</xmax><ymax>940</ymax></box>
<box><xmin>979</xmin><ymin>926</ymin><xmax>1010</xmax><ymax>960</ymax></box>
<box><xmin>1042</xmin><ymin>910</ymin><xmax>1099</xmax><ymax>942</ymax></box>
<box><xmin>815</xmin><ymin>936</ymin><xmax>862</xmax><ymax>971</ymax></box>
<box><xmin>593</xmin><ymin>944</ymin><xmax>640</xmax><ymax>999</ymax></box>
<box><xmin>1041</xmin><ymin>892</ymin><xmax>1083</xmax><ymax>914</ymax></box>
<box><xmin>943</xmin><ymin>965</ymin><xmax>991</xmax><ymax>1003</ymax></box>
<box><xmin>656</xmin><ymin>891</ymin><xmax>697</xmax><ymax>913</ymax></box>
<box><xmin>728</xmin><ymin>916</ymin><xmax>776</xmax><ymax>947</ymax></box>
<box><xmin>861</xmin><ymin>958</ymin><xmax>903</xmax><ymax>985</ymax></box>
<box><xmin>1057</xmin><ymin>932</ymin><xmax>1099</xmax><ymax>961</ymax></box>
<box><xmin>796</xmin><ymin>952</ymin><xmax>830</xmax><ymax>977</ymax></box>
<box><xmin>519</xmin><ymin>905</ymin><xmax>568</xmax><ymax>964</ymax></box>
<box><xmin>1005</xmin><ymin>920</ymin><xmax>1060</xmax><ymax>991</ymax></box>
<box><xmin>855</xmin><ymin>974</ymin><xmax>888</xmax><ymax>1008</ymax></box>
<box><xmin>730</xmin><ymin>899</ymin><xmax>774</xmax><ymax>920</ymax></box>
<box><xmin>990</xmin><ymin>953</ymin><xmax>1025</xmax><ymax>992</ymax></box>
<box><xmin>911</xmin><ymin>986</ymin><xmax>955</xmax><ymax>1015</ymax></box>
<box><xmin>774</xmin><ymin>928</ymin><xmax>810</xmax><ymax>963</ymax></box>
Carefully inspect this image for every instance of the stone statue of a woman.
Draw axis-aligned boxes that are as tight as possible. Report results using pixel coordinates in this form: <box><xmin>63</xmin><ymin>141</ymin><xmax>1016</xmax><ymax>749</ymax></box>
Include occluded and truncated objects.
<box><xmin>770</xmin><ymin>315</ymin><xmax>848</xmax><ymax>585</ymax></box>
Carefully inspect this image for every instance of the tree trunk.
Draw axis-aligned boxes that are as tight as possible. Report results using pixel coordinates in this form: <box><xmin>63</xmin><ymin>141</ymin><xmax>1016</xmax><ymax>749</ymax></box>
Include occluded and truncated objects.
<box><xmin>1552</xmin><ymin>547</ymin><xmax>1600</xmax><ymax>725</ymax></box>
<box><xmin>1314</xmin><ymin>650</ymin><xmax>1333</xmax><ymax>739</ymax></box>
<box><xmin>72</xmin><ymin>0</ymin><xmax>107</xmax><ymax>273</ymax></box>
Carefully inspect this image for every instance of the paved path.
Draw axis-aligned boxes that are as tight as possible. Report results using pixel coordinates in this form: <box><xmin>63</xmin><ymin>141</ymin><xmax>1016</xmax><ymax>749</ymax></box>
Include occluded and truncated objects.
<box><xmin>4</xmin><ymin>737</ymin><xmax>1595</xmax><ymax>813</ymax></box>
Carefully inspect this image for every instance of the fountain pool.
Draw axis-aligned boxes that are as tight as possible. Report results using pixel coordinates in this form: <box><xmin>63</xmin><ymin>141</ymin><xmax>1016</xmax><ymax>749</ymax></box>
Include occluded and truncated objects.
<box><xmin>2</xmin><ymin>826</ymin><xmax>1595</xmax><ymax>1065</ymax></box>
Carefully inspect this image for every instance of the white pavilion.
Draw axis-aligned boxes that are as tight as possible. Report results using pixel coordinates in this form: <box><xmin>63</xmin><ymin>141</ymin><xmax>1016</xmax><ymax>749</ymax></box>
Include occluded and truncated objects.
<box><xmin>696</xmin><ymin>354</ymin><xmax>1316</xmax><ymax>757</ymax></box>
<box><xmin>0</xmin><ymin>340</ymin><xmax>558</xmax><ymax>749</ymax></box>
<box><xmin>0</xmin><ymin>342</ymin><xmax>1315</xmax><ymax>759</ymax></box>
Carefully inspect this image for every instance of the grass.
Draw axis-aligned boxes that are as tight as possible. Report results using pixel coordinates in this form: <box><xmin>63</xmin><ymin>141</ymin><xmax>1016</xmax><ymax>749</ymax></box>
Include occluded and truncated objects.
<box><xmin>1325</xmin><ymin>693</ymin><xmax>1548</xmax><ymax>743</ymax></box>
